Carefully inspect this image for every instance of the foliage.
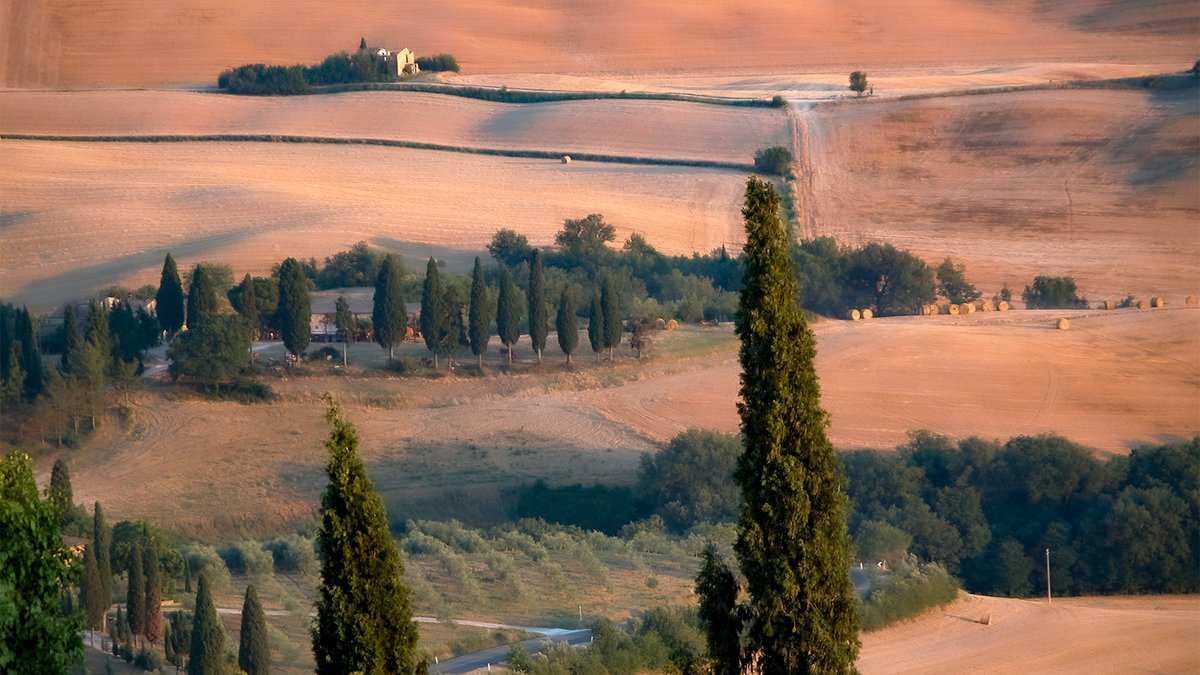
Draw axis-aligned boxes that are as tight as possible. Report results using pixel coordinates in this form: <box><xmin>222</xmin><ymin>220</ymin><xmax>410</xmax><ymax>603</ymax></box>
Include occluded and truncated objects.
<box><xmin>849</xmin><ymin>71</ymin><xmax>869</xmax><ymax>96</ymax></box>
<box><xmin>263</xmin><ymin>534</ymin><xmax>318</xmax><ymax>575</ymax></box>
<box><xmin>0</xmin><ymin>452</ymin><xmax>83</xmax><ymax>674</ymax></box>
<box><xmin>555</xmin><ymin>214</ymin><xmax>617</xmax><ymax>273</ymax></box>
<box><xmin>186</xmin><ymin>264</ymin><xmax>222</xmax><ymax>330</ymax></box>
<box><xmin>1022</xmin><ymin>275</ymin><xmax>1088</xmax><ymax>309</ymax></box>
<box><xmin>496</xmin><ymin>268</ymin><xmax>522</xmax><ymax>363</ymax></box>
<box><xmin>859</xmin><ymin>557</ymin><xmax>959</xmax><ymax>631</ymax></box>
<box><xmin>229</xmin><ymin>275</ymin><xmax>279</xmax><ymax>338</ymax></box>
<box><xmin>219</xmin><ymin>63</ymin><xmax>312</xmax><ymax>95</ymax></box>
<box><xmin>733</xmin><ymin>177</ymin><xmax>860</xmax><ymax>672</ymax></box>
<box><xmin>752</xmin><ymin>146</ymin><xmax>794</xmax><ymax>177</ymax></box>
<box><xmin>372</xmin><ymin>254</ymin><xmax>408</xmax><ymax>362</ymax></box>
<box><xmin>313</xmin><ymin>401</ymin><xmax>422</xmax><ymax>674</ymax></box>
<box><xmin>93</xmin><ymin>503</ymin><xmax>113</xmax><ymax>612</ymax></box>
<box><xmin>468</xmin><ymin>257</ymin><xmax>494</xmax><ymax>366</ymax></box>
<box><xmin>218</xmin><ymin>540</ymin><xmax>275</xmax><ymax>578</ymax></box>
<box><xmin>415</xmin><ymin>53</ymin><xmax>460</xmax><ymax>72</ymax></box>
<box><xmin>696</xmin><ymin>543</ymin><xmax>742</xmax><ymax>675</ymax></box>
<box><xmin>165</xmin><ymin>611</ymin><xmax>192</xmax><ymax>670</ymax></box>
<box><xmin>47</xmin><ymin>459</ymin><xmax>74</xmax><ymax>525</ymax></box>
<box><xmin>183</xmin><ymin>543</ymin><xmax>233</xmax><ymax>592</ymax></box>
<box><xmin>936</xmin><ymin>257</ymin><xmax>981</xmax><ymax>305</ymax></box>
<box><xmin>188</xmin><ymin>573</ymin><xmax>226</xmax><ymax>675</ymax></box>
<box><xmin>487</xmin><ymin>229</ymin><xmax>533</xmax><ymax>268</ymax></box>
<box><xmin>588</xmin><ymin>290</ymin><xmax>604</xmax><ymax>359</ymax></box>
<box><xmin>144</xmin><ymin>545</ymin><xmax>163</xmax><ymax>644</ymax></box>
<box><xmin>601</xmin><ymin>277</ymin><xmax>621</xmax><ymax>359</ymax></box>
<box><xmin>420</xmin><ymin>258</ymin><xmax>456</xmax><ymax>367</ymax></box>
<box><xmin>639</xmin><ymin>429</ymin><xmax>741</xmax><ymax>532</ymax></box>
<box><xmin>528</xmin><ymin>249</ymin><xmax>549</xmax><ymax>362</ymax></box>
<box><xmin>843</xmin><ymin>241</ymin><xmax>936</xmax><ymax>315</ymax></box>
<box><xmin>167</xmin><ymin>315</ymin><xmax>251</xmax><ymax>393</ymax></box>
<box><xmin>277</xmin><ymin>257</ymin><xmax>312</xmax><ymax>359</ymax></box>
<box><xmin>512</xmin><ymin>480</ymin><xmax>639</xmax><ymax>535</ymax></box>
<box><xmin>238</xmin><ymin>585</ymin><xmax>270</xmax><ymax>675</ymax></box>
<box><xmin>316</xmin><ymin>241</ymin><xmax>385</xmax><ymax>289</ymax></box>
<box><xmin>157</xmin><ymin>253</ymin><xmax>186</xmax><ymax>336</ymax></box>
<box><xmin>555</xmin><ymin>288</ymin><xmax>579</xmax><ymax>363</ymax></box>
<box><xmin>126</xmin><ymin>543</ymin><xmax>145</xmax><ymax>638</ymax></box>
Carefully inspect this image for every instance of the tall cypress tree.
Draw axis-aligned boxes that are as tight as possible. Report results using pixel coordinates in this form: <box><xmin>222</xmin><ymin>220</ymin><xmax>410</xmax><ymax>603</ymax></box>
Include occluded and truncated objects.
<box><xmin>313</xmin><ymin>401</ymin><xmax>421</xmax><ymax>674</ymax></box>
<box><xmin>601</xmin><ymin>277</ymin><xmax>621</xmax><ymax>360</ymax></box>
<box><xmin>372</xmin><ymin>254</ymin><xmax>407</xmax><ymax>362</ymax></box>
<box><xmin>143</xmin><ymin>547</ymin><xmax>163</xmax><ymax>644</ymax></box>
<box><xmin>468</xmin><ymin>257</ymin><xmax>493</xmax><ymax>367</ymax></box>
<box><xmin>236</xmin><ymin>273</ymin><xmax>260</xmax><ymax>339</ymax></box>
<box><xmin>238</xmin><ymin>584</ymin><xmax>270</xmax><ymax>675</ymax></box>
<box><xmin>61</xmin><ymin>303</ymin><xmax>82</xmax><ymax>373</ymax></box>
<box><xmin>556</xmin><ymin>288</ymin><xmax>578</xmax><ymax>364</ymax></box>
<box><xmin>93</xmin><ymin>502</ymin><xmax>112</xmax><ymax>616</ymax></box>
<box><xmin>733</xmin><ymin>177</ymin><xmax>859</xmax><ymax>672</ymax></box>
<box><xmin>496</xmin><ymin>268</ymin><xmax>521</xmax><ymax>366</ymax></box>
<box><xmin>16</xmin><ymin>308</ymin><xmax>43</xmax><ymax>398</ymax></box>
<box><xmin>82</xmin><ymin>543</ymin><xmax>106</xmax><ymax>631</ymax></box>
<box><xmin>527</xmin><ymin>249</ymin><xmax>548</xmax><ymax>363</ymax></box>
<box><xmin>588</xmin><ymin>290</ymin><xmax>603</xmax><ymax>362</ymax></box>
<box><xmin>186</xmin><ymin>265</ymin><xmax>221</xmax><ymax>330</ymax></box>
<box><xmin>84</xmin><ymin>299</ymin><xmax>113</xmax><ymax>364</ymax></box>
<box><xmin>277</xmin><ymin>258</ymin><xmax>312</xmax><ymax>361</ymax></box>
<box><xmin>156</xmin><ymin>253</ymin><xmax>185</xmax><ymax>337</ymax></box>
<box><xmin>126</xmin><ymin>544</ymin><xmax>145</xmax><ymax>642</ymax></box>
<box><xmin>48</xmin><ymin>459</ymin><xmax>74</xmax><ymax>525</ymax></box>
<box><xmin>695</xmin><ymin>542</ymin><xmax>742</xmax><ymax>675</ymax></box>
<box><xmin>419</xmin><ymin>258</ymin><xmax>447</xmax><ymax>368</ymax></box>
<box><xmin>188</xmin><ymin>573</ymin><xmax>225</xmax><ymax>675</ymax></box>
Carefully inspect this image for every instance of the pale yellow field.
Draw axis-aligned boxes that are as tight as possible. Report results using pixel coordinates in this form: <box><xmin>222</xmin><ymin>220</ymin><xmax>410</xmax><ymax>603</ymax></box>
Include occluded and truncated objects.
<box><xmin>858</xmin><ymin>593</ymin><xmax>1200</xmax><ymax>673</ymax></box>
<box><xmin>4</xmin><ymin>0</ymin><xmax>1196</xmax><ymax>88</ymax></box>
<box><xmin>0</xmin><ymin>139</ymin><xmax>750</xmax><ymax>311</ymax></box>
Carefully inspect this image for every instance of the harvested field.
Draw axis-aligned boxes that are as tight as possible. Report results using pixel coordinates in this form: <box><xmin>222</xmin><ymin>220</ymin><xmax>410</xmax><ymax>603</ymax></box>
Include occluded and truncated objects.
<box><xmin>858</xmin><ymin>593</ymin><xmax>1200</xmax><ymax>674</ymax></box>
<box><xmin>4</xmin><ymin>0</ymin><xmax>1196</xmax><ymax>87</ymax></box>
<box><xmin>800</xmin><ymin>87</ymin><xmax>1200</xmax><ymax>301</ymax></box>
<box><xmin>0</xmin><ymin>140</ymin><xmax>748</xmax><ymax>311</ymax></box>
<box><xmin>0</xmin><ymin>90</ymin><xmax>789</xmax><ymax>164</ymax></box>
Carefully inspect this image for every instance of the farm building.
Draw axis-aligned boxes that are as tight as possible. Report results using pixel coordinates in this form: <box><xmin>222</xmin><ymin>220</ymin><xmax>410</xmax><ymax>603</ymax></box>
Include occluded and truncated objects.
<box><xmin>359</xmin><ymin>41</ymin><xmax>419</xmax><ymax>76</ymax></box>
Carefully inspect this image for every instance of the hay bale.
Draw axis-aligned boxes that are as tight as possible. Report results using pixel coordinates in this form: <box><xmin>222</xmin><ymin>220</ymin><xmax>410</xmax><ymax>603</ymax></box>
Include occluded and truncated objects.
<box><xmin>1102</xmin><ymin>300</ymin><xmax>1114</xmax><ymax>310</ymax></box>
<box><xmin>847</xmin><ymin>309</ymin><xmax>861</xmax><ymax>321</ymax></box>
<box><xmin>982</xmin><ymin>301</ymin><xmax>995</xmax><ymax>311</ymax></box>
<box><xmin>861</xmin><ymin>308</ymin><xmax>874</xmax><ymax>320</ymax></box>
<box><xmin>1057</xmin><ymin>318</ymin><xmax>1070</xmax><ymax>330</ymax></box>
<box><xmin>666</xmin><ymin>319</ymin><xmax>679</xmax><ymax>330</ymax></box>
<box><xmin>948</xmin><ymin>304</ymin><xmax>960</xmax><ymax>315</ymax></box>
<box><xmin>960</xmin><ymin>302</ymin><xmax>976</xmax><ymax>314</ymax></box>
<box><xmin>654</xmin><ymin>317</ymin><xmax>666</xmax><ymax>330</ymax></box>
<box><xmin>1137</xmin><ymin>299</ymin><xmax>1149</xmax><ymax>310</ymax></box>
<box><xmin>927</xmin><ymin>304</ymin><xmax>938</xmax><ymax>316</ymax></box>
<box><xmin>561</xmin><ymin>155</ymin><xmax>572</xmax><ymax>164</ymax></box>
<box><xmin>997</xmin><ymin>301</ymin><xmax>1010</xmax><ymax>311</ymax></box>
<box><xmin>920</xmin><ymin>304</ymin><xmax>933</xmax><ymax>316</ymax></box>
<box><xmin>1151</xmin><ymin>296</ymin><xmax>1165</xmax><ymax>308</ymax></box>
<box><xmin>1187</xmin><ymin>295</ymin><xmax>1197</xmax><ymax>305</ymax></box>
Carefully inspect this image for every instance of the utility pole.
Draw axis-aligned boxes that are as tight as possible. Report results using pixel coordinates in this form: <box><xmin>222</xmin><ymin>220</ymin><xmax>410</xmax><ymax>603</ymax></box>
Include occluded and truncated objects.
<box><xmin>1045</xmin><ymin>548</ymin><xmax>1052</xmax><ymax>604</ymax></box>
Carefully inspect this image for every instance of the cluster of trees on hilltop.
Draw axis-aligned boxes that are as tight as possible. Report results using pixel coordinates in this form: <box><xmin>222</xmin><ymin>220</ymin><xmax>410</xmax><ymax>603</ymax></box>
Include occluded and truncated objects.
<box><xmin>218</xmin><ymin>44</ymin><xmax>460</xmax><ymax>95</ymax></box>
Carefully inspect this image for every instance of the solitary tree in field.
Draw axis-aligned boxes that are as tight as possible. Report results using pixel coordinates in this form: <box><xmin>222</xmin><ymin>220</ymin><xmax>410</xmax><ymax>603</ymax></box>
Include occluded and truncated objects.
<box><xmin>186</xmin><ymin>265</ymin><xmax>221</xmax><ymax>330</ymax></box>
<box><xmin>936</xmin><ymin>257</ymin><xmax>981</xmax><ymax>305</ymax></box>
<box><xmin>157</xmin><ymin>253</ymin><xmax>185</xmax><ymax>336</ymax></box>
<box><xmin>528</xmin><ymin>249</ymin><xmax>549</xmax><ymax>363</ymax></box>
<box><xmin>588</xmin><ymin>290</ymin><xmax>603</xmax><ymax>362</ymax></box>
<box><xmin>277</xmin><ymin>257</ymin><xmax>312</xmax><ymax>361</ymax></box>
<box><xmin>188</xmin><ymin>573</ymin><xmax>225</xmax><ymax>675</ymax></box>
<box><xmin>313</xmin><ymin>400</ymin><xmax>422</xmax><ymax>674</ymax></box>
<box><xmin>497</xmin><ymin>268</ymin><xmax>521</xmax><ymax>366</ymax></box>
<box><xmin>556</xmin><ymin>288</ymin><xmax>578</xmax><ymax>364</ymax></box>
<box><xmin>372</xmin><ymin>254</ymin><xmax>407</xmax><ymax>362</ymax></box>
<box><xmin>849</xmin><ymin>71</ymin><xmax>868</xmax><ymax>96</ymax></box>
<box><xmin>601</xmin><ymin>277</ymin><xmax>621</xmax><ymax>360</ymax></box>
<box><xmin>334</xmin><ymin>296</ymin><xmax>354</xmax><ymax>367</ymax></box>
<box><xmin>734</xmin><ymin>176</ymin><xmax>860</xmax><ymax>672</ymax></box>
<box><xmin>239</xmin><ymin>584</ymin><xmax>270</xmax><ymax>675</ymax></box>
<box><xmin>468</xmin><ymin>257</ymin><xmax>493</xmax><ymax>367</ymax></box>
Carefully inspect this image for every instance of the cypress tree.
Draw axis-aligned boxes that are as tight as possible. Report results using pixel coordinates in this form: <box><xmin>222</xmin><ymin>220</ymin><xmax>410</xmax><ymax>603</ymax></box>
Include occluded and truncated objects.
<box><xmin>601</xmin><ymin>277</ymin><xmax>621</xmax><ymax>360</ymax></box>
<box><xmin>372</xmin><ymin>254</ymin><xmax>407</xmax><ymax>362</ymax></box>
<box><xmin>334</xmin><ymin>296</ymin><xmax>354</xmax><ymax>367</ymax></box>
<box><xmin>588</xmin><ymin>290</ymin><xmax>603</xmax><ymax>362</ymax></box>
<box><xmin>496</xmin><ymin>269</ymin><xmax>521</xmax><ymax>366</ymax></box>
<box><xmin>108</xmin><ymin>301</ymin><xmax>140</xmax><ymax>369</ymax></box>
<box><xmin>85</xmin><ymin>299</ymin><xmax>113</xmax><ymax>363</ymax></box>
<box><xmin>695</xmin><ymin>543</ymin><xmax>742</xmax><ymax>675</ymax></box>
<box><xmin>156</xmin><ymin>253</ymin><xmax>185</xmax><ymax>336</ymax></box>
<box><xmin>143</xmin><ymin>547</ymin><xmax>163</xmax><ymax>644</ymax></box>
<box><xmin>468</xmin><ymin>257</ymin><xmax>493</xmax><ymax>367</ymax></box>
<box><xmin>527</xmin><ymin>249</ymin><xmax>548</xmax><ymax>363</ymax></box>
<box><xmin>188</xmin><ymin>573</ymin><xmax>225</xmax><ymax>675</ymax></box>
<box><xmin>168</xmin><ymin>610</ymin><xmax>193</xmax><ymax>671</ymax></box>
<box><xmin>277</xmin><ymin>257</ymin><xmax>312</xmax><ymax>361</ymax></box>
<box><xmin>419</xmin><ymin>258</ymin><xmax>448</xmax><ymax>368</ymax></box>
<box><xmin>82</xmin><ymin>543</ymin><xmax>106</xmax><ymax>631</ymax></box>
<box><xmin>16</xmin><ymin>307</ymin><xmax>43</xmax><ymax>398</ymax></box>
<box><xmin>556</xmin><ymin>288</ymin><xmax>578</xmax><ymax>364</ymax></box>
<box><xmin>313</xmin><ymin>401</ymin><xmax>421</xmax><ymax>674</ymax></box>
<box><xmin>94</xmin><ymin>502</ymin><xmax>112</xmax><ymax>615</ymax></box>
<box><xmin>186</xmin><ymin>265</ymin><xmax>220</xmax><ymax>330</ymax></box>
<box><xmin>238</xmin><ymin>584</ymin><xmax>270</xmax><ymax>675</ymax></box>
<box><xmin>733</xmin><ymin>177</ymin><xmax>860</xmax><ymax>672</ymax></box>
<box><xmin>126</xmin><ymin>544</ymin><xmax>145</xmax><ymax>642</ymax></box>
<box><xmin>164</xmin><ymin>622</ymin><xmax>175</xmax><ymax>665</ymax></box>
<box><xmin>236</xmin><ymin>273</ymin><xmax>260</xmax><ymax>339</ymax></box>
<box><xmin>61</xmin><ymin>303</ymin><xmax>82</xmax><ymax>373</ymax></box>
<box><xmin>48</xmin><ymin>458</ymin><xmax>74</xmax><ymax>524</ymax></box>
<box><xmin>0</xmin><ymin>304</ymin><xmax>13</xmax><ymax>385</ymax></box>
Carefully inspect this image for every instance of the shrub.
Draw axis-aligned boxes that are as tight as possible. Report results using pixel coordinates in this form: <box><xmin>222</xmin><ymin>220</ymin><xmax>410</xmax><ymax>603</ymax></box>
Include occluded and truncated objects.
<box><xmin>263</xmin><ymin>534</ymin><xmax>318</xmax><ymax>575</ymax></box>
<box><xmin>753</xmin><ymin>146</ymin><xmax>794</xmax><ymax>177</ymax></box>
<box><xmin>182</xmin><ymin>543</ymin><xmax>232</xmax><ymax>590</ymax></box>
<box><xmin>1022</xmin><ymin>276</ymin><xmax>1088</xmax><ymax>309</ymax></box>
<box><xmin>218</xmin><ymin>63</ymin><xmax>312</xmax><ymax>95</ymax></box>
<box><xmin>860</xmin><ymin>558</ymin><xmax>959</xmax><ymax>630</ymax></box>
<box><xmin>416</xmin><ymin>53</ymin><xmax>460</xmax><ymax>73</ymax></box>
<box><xmin>218</xmin><ymin>540</ymin><xmax>274</xmax><ymax>578</ymax></box>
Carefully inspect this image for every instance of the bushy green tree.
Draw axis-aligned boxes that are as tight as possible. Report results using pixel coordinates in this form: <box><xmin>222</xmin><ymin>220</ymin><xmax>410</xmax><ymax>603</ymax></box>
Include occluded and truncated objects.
<box><xmin>186</xmin><ymin>265</ymin><xmax>221</xmax><ymax>330</ymax></box>
<box><xmin>556</xmin><ymin>288</ymin><xmax>578</xmax><ymax>363</ymax></box>
<box><xmin>496</xmin><ymin>268</ymin><xmax>521</xmax><ymax>366</ymax></box>
<box><xmin>167</xmin><ymin>315</ymin><xmax>251</xmax><ymax>394</ymax></box>
<box><xmin>849</xmin><ymin>71</ymin><xmax>869</xmax><ymax>96</ymax></box>
<box><xmin>277</xmin><ymin>257</ymin><xmax>312</xmax><ymax>360</ymax></box>
<box><xmin>238</xmin><ymin>584</ymin><xmax>270</xmax><ymax>674</ymax></box>
<box><xmin>753</xmin><ymin>146</ymin><xmax>794</xmax><ymax>177</ymax></box>
<box><xmin>0</xmin><ymin>452</ymin><xmax>83</xmax><ymax>673</ymax></box>
<box><xmin>487</xmin><ymin>229</ymin><xmax>532</xmax><ymax>268</ymax></box>
<box><xmin>556</xmin><ymin>214</ymin><xmax>616</xmax><ymax>272</ymax></box>
<box><xmin>188</xmin><ymin>573</ymin><xmax>225</xmax><ymax>675</ymax></box>
<box><xmin>312</xmin><ymin>401</ymin><xmax>422</xmax><ymax>674</ymax></box>
<box><xmin>936</xmin><ymin>257</ymin><xmax>980</xmax><ymax>305</ymax></box>
<box><xmin>843</xmin><ymin>242</ymin><xmax>935</xmax><ymax>316</ymax></box>
<box><xmin>468</xmin><ymin>257</ymin><xmax>493</xmax><ymax>367</ymax></box>
<box><xmin>316</xmin><ymin>241</ymin><xmax>384</xmax><ymax>289</ymax></box>
<box><xmin>1022</xmin><ymin>275</ymin><xmax>1088</xmax><ymax>309</ymax></box>
<box><xmin>528</xmin><ymin>249</ymin><xmax>548</xmax><ymax>363</ymax></box>
<box><xmin>733</xmin><ymin>177</ymin><xmax>860</xmax><ymax>672</ymax></box>
<box><xmin>695</xmin><ymin>543</ymin><xmax>742</xmax><ymax>675</ymax></box>
<box><xmin>639</xmin><ymin>429</ymin><xmax>741</xmax><ymax>532</ymax></box>
<box><xmin>156</xmin><ymin>253</ymin><xmax>185</xmax><ymax>336</ymax></box>
<box><xmin>372</xmin><ymin>254</ymin><xmax>407</xmax><ymax>362</ymax></box>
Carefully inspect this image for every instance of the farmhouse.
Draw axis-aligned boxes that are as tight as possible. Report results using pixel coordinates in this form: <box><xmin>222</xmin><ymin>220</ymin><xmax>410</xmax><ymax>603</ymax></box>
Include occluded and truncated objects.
<box><xmin>358</xmin><ymin>40</ymin><xmax>418</xmax><ymax>76</ymax></box>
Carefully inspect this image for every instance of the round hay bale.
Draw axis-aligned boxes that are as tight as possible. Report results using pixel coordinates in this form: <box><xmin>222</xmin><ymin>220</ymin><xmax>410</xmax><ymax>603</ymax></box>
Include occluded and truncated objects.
<box><xmin>927</xmin><ymin>304</ymin><xmax>938</xmax><ymax>316</ymax></box>
<box><xmin>861</xmin><ymin>308</ymin><xmax>874</xmax><ymax>320</ymax></box>
<box><xmin>1151</xmin><ymin>296</ymin><xmax>1165</xmax><ymax>308</ymax></box>
<box><xmin>1056</xmin><ymin>318</ymin><xmax>1070</xmax><ymax>330</ymax></box>
<box><xmin>666</xmin><ymin>319</ymin><xmax>679</xmax><ymax>330</ymax></box>
<box><xmin>561</xmin><ymin>155</ymin><xmax>572</xmax><ymax>164</ymax></box>
<box><xmin>997</xmin><ymin>301</ymin><xmax>1010</xmax><ymax>311</ymax></box>
<box><xmin>847</xmin><ymin>309</ymin><xmax>861</xmax><ymax>321</ymax></box>
<box><xmin>960</xmin><ymin>302</ymin><xmax>976</xmax><ymax>314</ymax></box>
<box><xmin>920</xmin><ymin>304</ymin><xmax>931</xmax><ymax>316</ymax></box>
<box><xmin>1137</xmin><ymin>299</ymin><xmax>1149</xmax><ymax>310</ymax></box>
<box><xmin>948</xmin><ymin>304</ymin><xmax>960</xmax><ymax>315</ymax></box>
<box><xmin>654</xmin><ymin>317</ymin><xmax>666</xmax><ymax>330</ymax></box>
<box><xmin>1187</xmin><ymin>295</ymin><xmax>1197</xmax><ymax>305</ymax></box>
<box><xmin>1102</xmin><ymin>300</ymin><xmax>1114</xmax><ymax>310</ymax></box>
<box><xmin>982</xmin><ymin>301</ymin><xmax>995</xmax><ymax>311</ymax></box>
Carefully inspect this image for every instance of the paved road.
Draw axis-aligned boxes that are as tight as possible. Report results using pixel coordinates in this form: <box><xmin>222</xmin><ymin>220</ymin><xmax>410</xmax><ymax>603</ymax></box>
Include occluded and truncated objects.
<box><xmin>431</xmin><ymin>629</ymin><xmax>593</xmax><ymax>674</ymax></box>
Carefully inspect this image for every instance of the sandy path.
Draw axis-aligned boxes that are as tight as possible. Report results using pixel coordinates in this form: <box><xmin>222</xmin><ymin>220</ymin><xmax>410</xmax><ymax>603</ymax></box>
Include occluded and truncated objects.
<box><xmin>858</xmin><ymin>593</ymin><xmax>1200</xmax><ymax>673</ymax></box>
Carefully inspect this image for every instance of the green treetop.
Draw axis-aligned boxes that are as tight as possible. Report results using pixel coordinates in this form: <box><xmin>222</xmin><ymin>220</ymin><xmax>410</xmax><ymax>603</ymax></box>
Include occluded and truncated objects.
<box><xmin>156</xmin><ymin>253</ymin><xmax>185</xmax><ymax>336</ymax></box>
<box><xmin>468</xmin><ymin>257</ymin><xmax>494</xmax><ymax>367</ymax></box>
<box><xmin>372</xmin><ymin>254</ymin><xmax>407</xmax><ymax>362</ymax></box>
<box><xmin>188</xmin><ymin>573</ymin><xmax>225</xmax><ymax>675</ymax></box>
<box><xmin>277</xmin><ymin>257</ymin><xmax>312</xmax><ymax>360</ymax></box>
<box><xmin>556</xmin><ymin>288</ymin><xmax>578</xmax><ymax>363</ymax></box>
<box><xmin>239</xmin><ymin>584</ymin><xmax>270</xmax><ymax>674</ymax></box>
<box><xmin>528</xmin><ymin>249</ymin><xmax>548</xmax><ymax>363</ymax></box>
<box><xmin>496</xmin><ymin>268</ymin><xmax>521</xmax><ymax>366</ymax></box>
